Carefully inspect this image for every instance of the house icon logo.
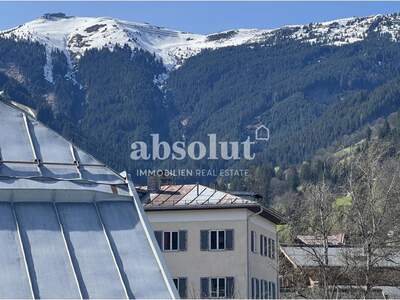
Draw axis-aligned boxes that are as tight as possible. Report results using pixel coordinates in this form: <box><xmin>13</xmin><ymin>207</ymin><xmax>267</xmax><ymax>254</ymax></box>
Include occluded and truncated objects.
<box><xmin>255</xmin><ymin>125</ymin><xmax>270</xmax><ymax>142</ymax></box>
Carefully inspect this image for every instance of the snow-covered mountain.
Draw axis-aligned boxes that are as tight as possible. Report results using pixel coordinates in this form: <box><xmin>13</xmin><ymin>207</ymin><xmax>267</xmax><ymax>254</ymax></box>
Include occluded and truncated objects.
<box><xmin>0</xmin><ymin>13</ymin><xmax>271</xmax><ymax>71</ymax></box>
<box><xmin>2</xmin><ymin>12</ymin><xmax>400</xmax><ymax>72</ymax></box>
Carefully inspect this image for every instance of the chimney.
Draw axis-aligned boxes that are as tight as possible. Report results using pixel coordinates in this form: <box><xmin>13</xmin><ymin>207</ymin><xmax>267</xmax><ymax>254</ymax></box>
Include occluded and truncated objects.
<box><xmin>147</xmin><ymin>175</ymin><xmax>161</xmax><ymax>193</ymax></box>
<box><xmin>147</xmin><ymin>170</ymin><xmax>173</xmax><ymax>193</ymax></box>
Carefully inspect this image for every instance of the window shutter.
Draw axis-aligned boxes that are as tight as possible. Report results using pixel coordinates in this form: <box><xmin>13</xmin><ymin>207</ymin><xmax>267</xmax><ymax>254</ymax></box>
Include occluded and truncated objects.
<box><xmin>200</xmin><ymin>230</ymin><xmax>209</xmax><ymax>251</ymax></box>
<box><xmin>264</xmin><ymin>237</ymin><xmax>268</xmax><ymax>257</ymax></box>
<box><xmin>179</xmin><ymin>230</ymin><xmax>187</xmax><ymax>251</ymax></box>
<box><xmin>154</xmin><ymin>231</ymin><xmax>163</xmax><ymax>250</ymax></box>
<box><xmin>226</xmin><ymin>277</ymin><xmax>234</xmax><ymax>298</ymax></box>
<box><xmin>272</xmin><ymin>282</ymin><xmax>276</xmax><ymax>299</ymax></box>
<box><xmin>226</xmin><ymin>229</ymin><xmax>234</xmax><ymax>250</ymax></box>
<box><xmin>250</xmin><ymin>231</ymin><xmax>255</xmax><ymax>252</ymax></box>
<box><xmin>268</xmin><ymin>282</ymin><xmax>272</xmax><ymax>299</ymax></box>
<box><xmin>260</xmin><ymin>235</ymin><xmax>264</xmax><ymax>256</ymax></box>
<box><xmin>271</xmin><ymin>239</ymin><xmax>276</xmax><ymax>259</ymax></box>
<box><xmin>268</xmin><ymin>238</ymin><xmax>272</xmax><ymax>258</ymax></box>
<box><xmin>255</xmin><ymin>279</ymin><xmax>260</xmax><ymax>299</ymax></box>
<box><xmin>260</xmin><ymin>280</ymin><xmax>264</xmax><ymax>299</ymax></box>
<box><xmin>200</xmin><ymin>277</ymin><xmax>209</xmax><ymax>298</ymax></box>
<box><xmin>179</xmin><ymin>278</ymin><xmax>187</xmax><ymax>298</ymax></box>
<box><xmin>251</xmin><ymin>278</ymin><xmax>255</xmax><ymax>299</ymax></box>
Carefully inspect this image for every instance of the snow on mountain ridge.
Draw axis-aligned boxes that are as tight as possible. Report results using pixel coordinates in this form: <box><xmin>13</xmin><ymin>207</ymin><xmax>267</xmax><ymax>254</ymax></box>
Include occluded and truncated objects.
<box><xmin>0</xmin><ymin>14</ymin><xmax>273</xmax><ymax>82</ymax></box>
<box><xmin>2</xmin><ymin>13</ymin><xmax>400</xmax><ymax>82</ymax></box>
<box><xmin>1</xmin><ymin>14</ymin><xmax>265</xmax><ymax>70</ymax></box>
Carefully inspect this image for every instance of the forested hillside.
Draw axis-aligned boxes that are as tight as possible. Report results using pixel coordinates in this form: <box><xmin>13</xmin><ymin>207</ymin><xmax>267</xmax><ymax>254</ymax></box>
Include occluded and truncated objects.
<box><xmin>167</xmin><ymin>36</ymin><xmax>400</xmax><ymax>166</ymax></box>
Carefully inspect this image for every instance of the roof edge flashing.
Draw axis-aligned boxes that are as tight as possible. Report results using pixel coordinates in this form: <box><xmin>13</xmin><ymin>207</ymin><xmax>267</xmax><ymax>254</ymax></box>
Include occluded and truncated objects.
<box><xmin>0</xmin><ymin>189</ymin><xmax>131</xmax><ymax>203</ymax></box>
<box><xmin>145</xmin><ymin>203</ymin><xmax>287</xmax><ymax>225</ymax></box>
<box><xmin>126</xmin><ymin>175</ymin><xmax>179</xmax><ymax>300</ymax></box>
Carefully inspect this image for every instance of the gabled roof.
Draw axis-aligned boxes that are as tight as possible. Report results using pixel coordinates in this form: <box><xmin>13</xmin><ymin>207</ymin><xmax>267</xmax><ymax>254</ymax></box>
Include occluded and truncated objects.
<box><xmin>140</xmin><ymin>184</ymin><xmax>286</xmax><ymax>225</ymax></box>
<box><xmin>0</xmin><ymin>101</ymin><xmax>177</xmax><ymax>299</ymax></box>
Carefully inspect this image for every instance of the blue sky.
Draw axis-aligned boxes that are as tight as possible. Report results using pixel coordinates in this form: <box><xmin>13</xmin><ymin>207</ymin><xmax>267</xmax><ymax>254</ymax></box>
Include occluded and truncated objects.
<box><xmin>1</xmin><ymin>2</ymin><xmax>400</xmax><ymax>34</ymax></box>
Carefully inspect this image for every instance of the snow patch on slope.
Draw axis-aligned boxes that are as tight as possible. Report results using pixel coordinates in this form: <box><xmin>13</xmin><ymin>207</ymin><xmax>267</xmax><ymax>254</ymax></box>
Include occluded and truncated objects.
<box><xmin>2</xmin><ymin>13</ymin><xmax>400</xmax><ymax>83</ymax></box>
<box><xmin>43</xmin><ymin>48</ymin><xmax>54</xmax><ymax>83</ymax></box>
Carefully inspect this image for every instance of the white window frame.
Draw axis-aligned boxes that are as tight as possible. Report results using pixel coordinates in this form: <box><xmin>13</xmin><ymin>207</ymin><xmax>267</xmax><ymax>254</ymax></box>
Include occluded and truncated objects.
<box><xmin>163</xmin><ymin>231</ymin><xmax>179</xmax><ymax>252</ymax></box>
<box><xmin>210</xmin><ymin>277</ymin><xmax>227</xmax><ymax>299</ymax></box>
<box><xmin>209</xmin><ymin>230</ymin><xmax>226</xmax><ymax>251</ymax></box>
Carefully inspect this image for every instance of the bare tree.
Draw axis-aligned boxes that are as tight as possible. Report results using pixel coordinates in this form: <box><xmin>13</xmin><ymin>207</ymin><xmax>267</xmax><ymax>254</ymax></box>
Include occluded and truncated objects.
<box><xmin>291</xmin><ymin>180</ymin><xmax>347</xmax><ymax>299</ymax></box>
<box><xmin>279</xmin><ymin>252</ymin><xmax>310</xmax><ymax>299</ymax></box>
<box><xmin>281</xmin><ymin>143</ymin><xmax>400</xmax><ymax>298</ymax></box>
<box><xmin>344</xmin><ymin>144</ymin><xmax>400</xmax><ymax>298</ymax></box>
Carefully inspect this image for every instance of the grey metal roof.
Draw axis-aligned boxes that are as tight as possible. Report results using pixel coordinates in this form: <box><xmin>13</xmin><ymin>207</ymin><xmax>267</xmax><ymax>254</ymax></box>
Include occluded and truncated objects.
<box><xmin>0</xmin><ymin>100</ymin><xmax>124</xmax><ymax>185</ymax></box>
<box><xmin>281</xmin><ymin>246</ymin><xmax>400</xmax><ymax>268</ymax></box>
<box><xmin>0</xmin><ymin>101</ymin><xmax>177</xmax><ymax>299</ymax></box>
<box><xmin>295</xmin><ymin>234</ymin><xmax>346</xmax><ymax>246</ymax></box>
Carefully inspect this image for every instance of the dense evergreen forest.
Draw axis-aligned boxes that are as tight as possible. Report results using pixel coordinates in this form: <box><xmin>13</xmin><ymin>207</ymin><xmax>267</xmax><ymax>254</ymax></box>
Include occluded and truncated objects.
<box><xmin>1</xmin><ymin>34</ymin><xmax>400</xmax><ymax>186</ymax></box>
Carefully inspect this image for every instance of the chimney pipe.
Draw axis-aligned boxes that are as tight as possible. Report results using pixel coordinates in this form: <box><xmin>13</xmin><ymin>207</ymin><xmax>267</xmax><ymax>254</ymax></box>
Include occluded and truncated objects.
<box><xmin>147</xmin><ymin>175</ymin><xmax>161</xmax><ymax>193</ymax></box>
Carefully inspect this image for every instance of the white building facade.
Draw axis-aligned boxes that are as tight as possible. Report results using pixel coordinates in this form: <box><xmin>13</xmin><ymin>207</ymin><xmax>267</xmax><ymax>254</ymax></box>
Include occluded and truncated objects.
<box><xmin>142</xmin><ymin>184</ymin><xmax>285</xmax><ymax>299</ymax></box>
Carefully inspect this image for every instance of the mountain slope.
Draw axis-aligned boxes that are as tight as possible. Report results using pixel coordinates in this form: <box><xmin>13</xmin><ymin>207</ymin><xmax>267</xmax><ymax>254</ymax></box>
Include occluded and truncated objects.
<box><xmin>3</xmin><ymin>13</ymin><xmax>400</xmax><ymax>78</ymax></box>
<box><xmin>166</xmin><ymin>35</ymin><xmax>400</xmax><ymax>167</ymax></box>
<box><xmin>2</xmin><ymin>12</ymin><xmax>400</xmax><ymax>182</ymax></box>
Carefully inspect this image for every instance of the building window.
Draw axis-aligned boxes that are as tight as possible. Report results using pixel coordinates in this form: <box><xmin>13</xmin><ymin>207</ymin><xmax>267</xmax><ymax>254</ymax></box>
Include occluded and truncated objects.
<box><xmin>260</xmin><ymin>235</ymin><xmax>269</xmax><ymax>257</ymax></box>
<box><xmin>201</xmin><ymin>277</ymin><xmax>234</xmax><ymax>299</ymax></box>
<box><xmin>173</xmin><ymin>277</ymin><xmax>187</xmax><ymax>298</ymax></box>
<box><xmin>268</xmin><ymin>238</ymin><xmax>276</xmax><ymax>259</ymax></box>
<box><xmin>154</xmin><ymin>230</ymin><xmax>187</xmax><ymax>252</ymax></box>
<box><xmin>164</xmin><ymin>231</ymin><xmax>179</xmax><ymax>251</ymax></box>
<box><xmin>271</xmin><ymin>282</ymin><xmax>276</xmax><ymax>299</ymax></box>
<box><xmin>264</xmin><ymin>281</ymin><xmax>276</xmax><ymax>299</ymax></box>
<box><xmin>200</xmin><ymin>229</ymin><xmax>234</xmax><ymax>251</ymax></box>
<box><xmin>210</xmin><ymin>230</ymin><xmax>225</xmax><ymax>250</ymax></box>
<box><xmin>264</xmin><ymin>236</ymin><xmax>268</xmax><ymax>256</ymax></box>
<box><xmin>211</xmin><ymin>278</ymin><xmax>225</xmax><ymax>298</ymax></box>
<box><xmin>253</xmin><ymin>279</ymin><xmax>276</xmax><ymax>299</ymax></box>
<box><xmin>262</xmin><ymin>280</ymin><xmax>268</xmax><ymax>299</ymax></box>
<box><xmin>251</xmin><ymin>278</ymin><xmax>260</xmax><ymax>299</ymax></box>
<box><xmin>251</xmin><ymin>231</ymin><xmax>256</xmax><ymax>253</ymax></box>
